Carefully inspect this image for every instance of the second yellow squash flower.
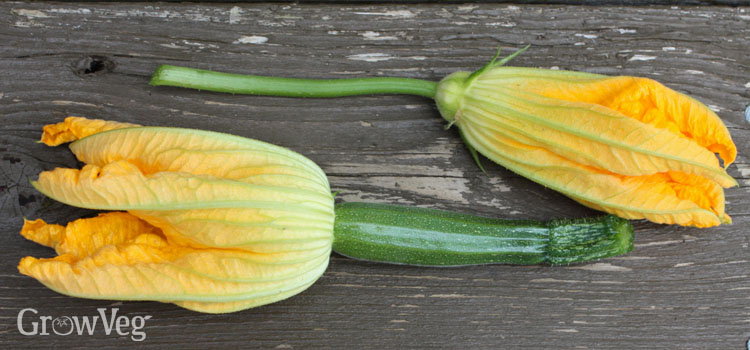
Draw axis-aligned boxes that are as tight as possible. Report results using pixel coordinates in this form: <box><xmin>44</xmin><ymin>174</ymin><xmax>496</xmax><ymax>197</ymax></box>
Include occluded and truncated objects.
<box><xmin>435</xmin><ymin>66</ymin><xmax>737</xmax><ymax>228</ymax></box>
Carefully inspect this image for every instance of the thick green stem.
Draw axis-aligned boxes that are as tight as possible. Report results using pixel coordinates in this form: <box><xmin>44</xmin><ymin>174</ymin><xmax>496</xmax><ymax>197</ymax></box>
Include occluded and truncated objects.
<box><xmin>332</xmin><ymin>202</ymin><xmax>634</xmax><ymax>266</ymax></box>
<box><xmin>150</xmin><ymin>65</ymin><xmax>438</xmax><ymax>99</ymax></box>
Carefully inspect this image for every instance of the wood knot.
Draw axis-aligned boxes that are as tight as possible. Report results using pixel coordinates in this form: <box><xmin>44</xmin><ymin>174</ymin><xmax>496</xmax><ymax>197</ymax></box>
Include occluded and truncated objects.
<box><xmin>73</xmin><ymin>55</ymin><xmax>115</xmax><ymax>76</ymax></box>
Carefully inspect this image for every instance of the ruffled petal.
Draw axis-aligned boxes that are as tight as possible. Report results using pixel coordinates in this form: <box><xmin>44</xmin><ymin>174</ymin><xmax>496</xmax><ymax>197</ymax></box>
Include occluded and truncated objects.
<box><xmin>41</xmin><ymin>116</ymin><xmax>140</xmax><ymax>146</ymax></box>
<box><xmin>21</xmin><ymin>212</ymin><xmax>159</xmax><ymax>258</ymax></box>
<box><xmin>68</xmin><ymin>127</ymin><xmax>328</xmax><ymax>188</ymax></box>
<box><xmin>18</xmin><ymin>215</ymin><xmax>330</xmax><ymax>303</ymax></box>
<box><xmin>468</xmin><ymin>77</ymin><xmax>735</xmax><ymax>188</ymax></box>
<box><xmin>478</xmin><ymin>68</ymin><xmax>736</xmax><ymax>167</ymax></box>
<box><xmin>461</xmin><ymin>122</ymin><xmax>727</xmax><ymax>227</ymax></box>
<box><xmin>32</xmin><ymin>160</ymin><xmax>333</xmax><ymax>249</ymax></box>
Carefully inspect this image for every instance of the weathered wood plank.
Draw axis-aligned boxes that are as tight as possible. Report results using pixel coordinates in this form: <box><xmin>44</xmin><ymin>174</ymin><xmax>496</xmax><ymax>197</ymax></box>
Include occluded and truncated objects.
<box><xmin>1</xmin><ymin>2</ymin><xmax>749</xmax><ymax>349</ymax></box>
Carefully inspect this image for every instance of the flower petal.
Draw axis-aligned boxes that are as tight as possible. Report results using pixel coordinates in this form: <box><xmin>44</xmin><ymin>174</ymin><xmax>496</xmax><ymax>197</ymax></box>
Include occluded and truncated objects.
<box><xmin>131</xmin><ymin>208</ymin><xmax>334</xmax><ymax>253</ymax></box>
<box><xmin>461</xmin><ymin>122</ymin><xmax>727</xmax><ymax>227</ymax></box>
<box><xmin>18</xmin><ymin>216</ymin><xmax>330</xmax><ymax>303</ymax></box>
<box><xmin>467</xmin><ymin>80</ymin><xmax>735</xmax><ymax>188</ymax></box>
<box><xmin>477</xmin><ymin>68</ymin><xmax>737</xmax><ymax>166</ymax></box>
<box><xmin>41</xmin><ymin>116</ymin><xmax>140</xmax><ymax>146</ymax></box>
<box><xmin>32</xmin><ymin>160</ymin><xmax>334</xmax><ymax>249</ymax></box>
<box><xmin>172</xmin><ymin>281</ymin><xmax>317</xmax><ymax>313</ymax></box>
<box><xmin>21</xmin><ymin>212</ymin><xmax>159</xmax><ymax>258</ymax></box>
<box><xmin>68</xmin><ymin>127</ymin><xmax>329</xmax><ymax>189</ymax></box>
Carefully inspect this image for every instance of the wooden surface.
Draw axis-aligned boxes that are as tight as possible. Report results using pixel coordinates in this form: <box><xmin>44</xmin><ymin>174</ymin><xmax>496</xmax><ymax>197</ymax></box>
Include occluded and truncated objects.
<box><xmin>1</xmin><ymin>2</ymin><xmax>749</xmax><ymax>349</ymax></box>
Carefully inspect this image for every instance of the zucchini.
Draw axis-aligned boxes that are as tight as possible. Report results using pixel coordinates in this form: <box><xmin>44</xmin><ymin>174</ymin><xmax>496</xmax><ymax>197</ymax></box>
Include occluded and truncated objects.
<box><xmin>333</xmin><ymin>202</ymin><xmax>633</xmax><ymax>266</ymax></box>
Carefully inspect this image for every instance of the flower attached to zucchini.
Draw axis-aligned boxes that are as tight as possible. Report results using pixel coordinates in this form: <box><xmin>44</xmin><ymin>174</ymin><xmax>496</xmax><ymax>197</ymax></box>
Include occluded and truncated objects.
<box><xmin>150</xmin><ymin>47</ymin><xmax>738</xmax><ymax>227</ymax></box>
<box><xmin>22</xmin><ymin>117</ymin><xmax>335</xmax><ymax>314</ymax></box>
<box><xmin>21</xmin><ymin>117</ymin><xmax>634</xmax><ymax>313</ymax></box>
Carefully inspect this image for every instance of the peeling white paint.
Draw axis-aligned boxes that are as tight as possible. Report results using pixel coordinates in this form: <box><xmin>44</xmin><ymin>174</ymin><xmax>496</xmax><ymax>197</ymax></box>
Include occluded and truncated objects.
<box><xmin>474</xmin><ymin>197</ymin><xmax>510</xmax><ymax>210</ymax></box>
<box><xmin>327</xmin><ymin>30</ymin><xmax>339</xmax><ymax>35</ymax></box>
<box><xmin>204</xmin><ymin>100</ymin><xmax>248</xmax><ymax>108</ymax></box>
<box><xmin>487</xmin><ymin>176</ymin><xmax>511</xmax><ymax>192</ymax></box>
<box><xmin>635</xmin><ymin>240</ymin><xmax>683</xmax><ymax>247</ymax></box>
<box><xmin>340</xmin><ymin>176</ymin><xmax>469</xmax><ymax>204</ymax></box>
<box><xmin>674</xmin><ymin>262</ymin><xmax>694</xmax><ymax>268</ymax></box>
<box><xmin>485</xmin><ymin>21</ymin><xmax>516</xmax><ymax>27</ymax></box>
<box><xmin>347</xmin><ymin>53</ymin><xmax>393</xmax><ymax>62</ymax></box>
<box><xmin>569</xmin><ymin>263</ymin><xmax>632</xmax><ymax>272</ymax></box>
<box><xmin>708</xmin><ymin>105</ymin><xmax>721</xmax><ymax>113</ymax></box>
<box><xmin>160</xmin><ymin>43</ymin><xmax>186</xmax><ymax>49</ymax></box>
<box><xmin>12</xmin><ymin>8</ymin><xmax>50</xmax><ymax>27</ymax></box>
<box><xmin>574</xmin><ymin>42</ymin><xmax>586</xmax><ymax>46</ymax></box>
<box><xmin>685</xmin><ymin>70</ymin><xmax>704</xmax><ymax>75</ymax></box>
<box><xmin>22</xmin><ymin>7</ymin><xmax>222</xmax><ymax>22</ymax></box>
<box><xmin>378</xmin><ymin>68</ymin><xmax>421</xmax><ymax>73</ymax></box>
<box><xmin>346</xmin><ymin>53</ymin><xmax>426</xmax><ymax>62</ymax></box>
<box><xmin>12</xmin><ymin>9</ymin><xmax>49</xmax><ymax>18</ymax></box>
<box><xmin>629</xmin><ymin>55</ymin><xmax>656</xmax><ymax>61</ymax></box>
<box><xmin>333</xmin><ymin>191</ymin><xmax>414</xmax><ymax>205</ymax></box>
<box><xmin>553</xmin><ymin>329</ymin><xmax>579</xmax><ymax>333</ymax></box>
<box><xmin>182</xmin><ymin>40</ymin><xmax>218</xmax><ymax>49</ymax></box>
<box><xmin>361</xmin><ymin>31</ymin><xmax>398</xmax><ymax>41</ymax></box>
<box><xmin>530</xmin><ymin>278</ymin><xmax>584</xmax><ymax>283</ymax></box>
<box><xmin>229</xmin><ymin>6</ymin><xmax>241</xmax><ymax>24</ymax></box>
<box><xmin>734</xmin><ymin>163</ymin><xmax>750</xmax><ymax>178</ymax></box>
<box><xmin>234</xmin><ymin>35</ymin><xmax>268</xmax><ymax>44</ymax></box>
<box><xmin>429</xmin><ymin>294</ymin><xmax>472</xmax><ymax>299</ymax></box>
<box><xmin>744</xmin><ymin>82</ymin><xmax>750</xmax><ymax>88</ymax></box>
<box><xmin>353</xmin><ymin>10</ymin><xmax>416</xmax><ymax>18</ymax></box>
<box><xmin>326</xmin><ymin>163</ymin><xmax>464</xmax><ymax>178</ymax></box>
<box><xmin>46</xmin><ymin>8</ymin><xmax>92</xmax><ymax>15</ymax></box>
<box><xmin>662</xmin><ymin>47</ymin><xmax>676</xmax><ymax>51</ymax></box>
<box><xmin>51</xmin><ymin>100</ymin><xmax>100</xmax><ymax>107</ymax></box>
<box><xmin>617</xmin><ymin>28</ymin><xmax>637</xmax><ymax>34</ymax></box>
<box><xmin>575</xmin><ymin>33</ymin><xmax>598</xmax><ymax>39</ymax></box>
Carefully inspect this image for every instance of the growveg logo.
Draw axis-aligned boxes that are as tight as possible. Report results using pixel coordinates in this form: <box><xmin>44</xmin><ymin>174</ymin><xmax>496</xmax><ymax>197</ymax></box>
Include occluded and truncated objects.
<box><xmin>17</xmin><ymin>308</ymin><xmax>151</xmax><ymax>341</ymax></box>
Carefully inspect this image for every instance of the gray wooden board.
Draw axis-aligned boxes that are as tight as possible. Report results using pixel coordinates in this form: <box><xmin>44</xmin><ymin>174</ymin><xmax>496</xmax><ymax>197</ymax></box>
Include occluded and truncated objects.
<box><xmin>1</xmin><ymin>2</ymin><xmax>749</xmax><ymax>349</ymax></box>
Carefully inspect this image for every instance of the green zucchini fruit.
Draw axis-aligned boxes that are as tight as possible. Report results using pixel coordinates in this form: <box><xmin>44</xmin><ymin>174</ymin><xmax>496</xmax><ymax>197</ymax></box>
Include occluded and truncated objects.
<box><xmin>333</xmin><ymin>202</ymin><xmax>633</xmax><ymax>266</ymax></box>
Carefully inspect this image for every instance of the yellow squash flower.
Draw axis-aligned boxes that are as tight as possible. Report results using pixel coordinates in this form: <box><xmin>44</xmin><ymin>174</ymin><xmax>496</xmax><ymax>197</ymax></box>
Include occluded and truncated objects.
<box><xmin>20</xmin><ymin>117</ymin><xmax>334</xmax><ymax>313</ymax></box>
<box><xmin>435</xmin><ymin>65</ymin><xmax>737</xmax><ymax>228</ymax></box>
<box><xmin>149</xmin><ymin>48</ymin><xmax>738</xmax><ymax>228</ymax></box>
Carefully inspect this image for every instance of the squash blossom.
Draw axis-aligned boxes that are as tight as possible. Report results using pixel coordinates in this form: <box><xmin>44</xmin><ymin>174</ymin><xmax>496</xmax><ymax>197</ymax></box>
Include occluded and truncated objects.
<box><xmin>150</xmin><ymin>48</ymin><xmax>738</xmax><ymax>227</ymax></box>
<box><xmin>21</xmin><ymin>117</ymin><xmax>335</xmax><ymax>313</ymax></box>
<box><xmin>22</xmin><ymin>117</ymin><xmax>636</xmax><ymax>312</ymax></box>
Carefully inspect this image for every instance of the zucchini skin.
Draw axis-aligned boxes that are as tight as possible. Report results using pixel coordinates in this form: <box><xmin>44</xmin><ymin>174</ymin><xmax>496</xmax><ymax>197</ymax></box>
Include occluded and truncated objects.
<box><xmin>332</xmin><ymin>202</ymin><xmax>633</xmax><ymax>266</ymax></box>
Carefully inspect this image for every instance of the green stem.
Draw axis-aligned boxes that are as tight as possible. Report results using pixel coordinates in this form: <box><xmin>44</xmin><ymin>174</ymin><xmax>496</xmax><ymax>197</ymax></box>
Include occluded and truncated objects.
<box><xmin>150</xmin><ymin>65</ymin><xmax>438</xmax><ymax>99</ymax></box>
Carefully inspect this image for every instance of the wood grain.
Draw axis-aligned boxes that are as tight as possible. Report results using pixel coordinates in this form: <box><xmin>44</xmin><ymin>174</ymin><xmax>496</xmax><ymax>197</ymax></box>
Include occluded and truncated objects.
<box><xmin>1</xmin><ymin>2</ymin><xmax>749</xmax><ymax>349</ymax></box>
